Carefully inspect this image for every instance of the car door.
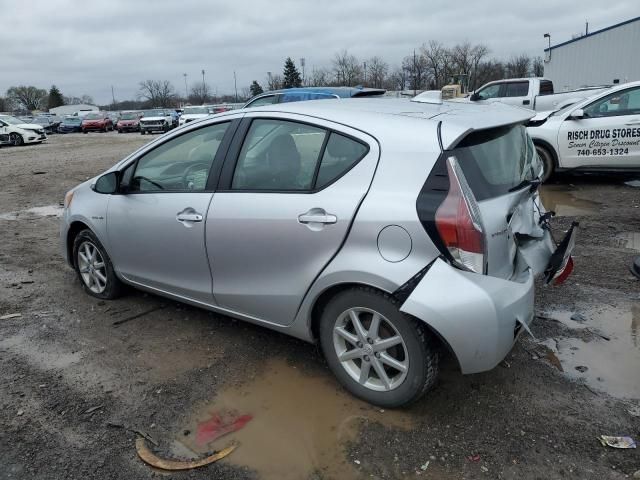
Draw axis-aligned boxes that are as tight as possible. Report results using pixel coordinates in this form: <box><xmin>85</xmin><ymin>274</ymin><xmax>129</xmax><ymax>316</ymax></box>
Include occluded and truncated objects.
<box><xmin>106</xmin><ymin>119</ymin><xmax>238</xmax><ymax>303</ymax></box>
<box><xmin>558</xmin><ymin>85</ymin><xmax>640</xmax><ymax>168</ymax></box>
<box><xmin>501</xmin><ymin>81</ymin><xmax>531</xmax><ymax>107</ymax></box>
<box><xmin>206</xmin><ymin>113</ymin><xmax>379</xmax><ymax>325</ymax></box>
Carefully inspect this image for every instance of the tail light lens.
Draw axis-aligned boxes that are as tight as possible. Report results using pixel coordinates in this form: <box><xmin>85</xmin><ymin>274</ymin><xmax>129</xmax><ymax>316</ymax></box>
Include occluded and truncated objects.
<box><xmin>435</xmin><ymin>157</ymin><xmax>486</xmax><ymax>273</ymax></box>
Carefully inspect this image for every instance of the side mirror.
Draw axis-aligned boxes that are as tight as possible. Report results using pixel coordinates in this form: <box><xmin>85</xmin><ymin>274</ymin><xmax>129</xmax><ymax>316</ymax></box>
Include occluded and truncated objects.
<box><xmin>469</xmin><ymin>92</ymin><xmax>480</xmax><ymax>101</ymax></box>
<box><xmin>92</xmin><ymin>172</ymin><xmax>119</xmax><ymax>194</ymax></box>
<box><xmin>569</xmin><ymin>108</ymin><xmax>585</xmax><ymax>120</ymax></box>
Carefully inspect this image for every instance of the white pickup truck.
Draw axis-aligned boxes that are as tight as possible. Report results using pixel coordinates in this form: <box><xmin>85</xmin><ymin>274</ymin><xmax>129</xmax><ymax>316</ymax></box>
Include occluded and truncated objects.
<box><xmin>467</xmin><ymin>78</ymin><xmax>610</xmax><ymax>111</ymax></box>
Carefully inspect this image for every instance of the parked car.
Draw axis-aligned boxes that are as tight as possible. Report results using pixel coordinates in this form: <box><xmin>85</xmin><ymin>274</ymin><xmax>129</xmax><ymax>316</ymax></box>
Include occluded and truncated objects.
<box><xmin>0</xmin><ymin>132</ymin><xmax>10</xmax><ymax>146</ymax></box>
<box><xmin>32</xmin><ymin>116</ymin><xmax>59</xmax><ymax>134</ymax></box>
<box><xmin>116</xmin><ymin>112</ymin><xmax>142</xmax><ymax>133</ymax></box>
<box><xmin>58</xmin><ymin>116</ymin><xmax>83</xmax><ymax>133</ymax></box>
<box><xmin>82</xmin><ymin>112</ymin><xmax>114</xmax><ymax>133</ymax></box>
<box><xmin>527</xmin><ymin>81</ymin><xmax>640</xmax><ymax>181</ymax></box>
<box><xmin>466</xmin><ymin>78</ymin><xmax>610</xmax><ymax>112</ymax></box>
<box><xmin>139</xmin><ymin>109</ymin><xmax>174</xmax><ymax>134</ymax></box>
<box><xmin>107</xmin><ymin>112</ymin><xmax>120</xmax><ymax>127</ymax></box>
<box><xmin>0</xmin><ymin>114</ymin><xmax>47</xmax><ymax>145</ymax></box>
<box><xmin>178</xmin><ymin>106</ymin><xmax>211</xmax><ymax>126</ymax></box>
<box><xmin>244</xmin><ymin>86</ymin><xmax>386</xmax><ymax>108</ymax></box>
<box><xmin>60</xmin><ymin>98</ymin><xmax>575</xmax><ymax>407</ymax></box>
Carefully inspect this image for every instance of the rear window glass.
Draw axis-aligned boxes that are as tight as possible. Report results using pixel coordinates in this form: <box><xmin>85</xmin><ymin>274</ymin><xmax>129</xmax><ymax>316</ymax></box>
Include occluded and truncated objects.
<box><xmin>539</xmin><ymin>80</ymin><xmax>554</xmax><ymax>96</ymax></box>
<box><xmin>451</xmin><ymin>125</ymin><xmax>540</xmax><ymax>201</ymax></box>
<box><xmin>315</xmin><ymin>133</ymin><xmax>368</xmax><ymax>189</ymax></box>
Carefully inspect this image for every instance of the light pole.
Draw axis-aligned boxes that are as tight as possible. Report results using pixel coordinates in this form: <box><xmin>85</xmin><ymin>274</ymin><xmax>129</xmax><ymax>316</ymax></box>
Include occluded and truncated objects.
<box><xmin>202</xmin><ymin>69</ymin><xmax>206</xmax><ymax>103</ymax></box>
<box><xmin>300</xmin><ymin>58</ymin><xmax>305</xmax><ymax>86</ymax></box>
<box><xmin>544</xmin><ymin>33</ymin><xmax>551</xmax><ymax>63</ymax></box>
<box><xmin>183</xmin><ymin>73</ymin><xmax>188</xmax><ymax>104</ymax></box>
<box><xmin>234</xmin><ymin>71</ymin><xmax>238</xmax><ymax>103</ymax></box>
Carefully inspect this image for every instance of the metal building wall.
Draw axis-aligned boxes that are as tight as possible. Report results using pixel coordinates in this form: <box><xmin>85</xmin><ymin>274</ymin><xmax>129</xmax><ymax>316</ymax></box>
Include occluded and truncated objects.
<box><xmin>543</xmin><ymin>19</ymin><xmax>640</xmax><ymax>91</ymax></box>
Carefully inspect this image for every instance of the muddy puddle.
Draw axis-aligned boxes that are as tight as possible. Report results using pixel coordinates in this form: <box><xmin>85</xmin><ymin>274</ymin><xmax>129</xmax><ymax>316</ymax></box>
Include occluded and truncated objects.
<box><xmin>0</xmin><ymin>204</ymin><xmax>63</xmax><ymax>220</ymax></box>
<box><xmin>539</xmin><ymin>185</ymin><xmax>600</xmax><ymax>217</ymax></box>
<box><xmin>538</xmin><ymin>302</ymin><xmax>640</xmax><ymax>400</ymax></box>
<box><xmin>176</xmin><ymin>359</ymin><xmax>414</xmax><ymax>479</ymax></box>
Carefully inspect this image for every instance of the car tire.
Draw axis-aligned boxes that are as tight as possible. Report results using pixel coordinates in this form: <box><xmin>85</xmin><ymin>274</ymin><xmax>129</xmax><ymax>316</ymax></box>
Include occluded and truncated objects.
<box><xmin>83</xmin><ymin>129</ymin><xmax>88</xmax><ymax>134</ymax></box>
<box><xmin>9</xmin><ymin>133</ymin><xmax>24</xmax><ymax>146</ymax></box>
<box><xmin>319</xmin><ymin>287</ymin><xmax>439</xmax><ymax>408</ymax></box>
<box><xmin>535</xmin><ymin>144</ymin><xmax>555</xmax><ymax>183</ymax></box>
<box><xmin>140</xmin><ymin>130</ymin><xmax>145</xmax><ymax>135</ymax></box>
<box><xmin>72</xmin><ymin>229</ymin><xmax>123</xmax><ymax>300</ymax></box>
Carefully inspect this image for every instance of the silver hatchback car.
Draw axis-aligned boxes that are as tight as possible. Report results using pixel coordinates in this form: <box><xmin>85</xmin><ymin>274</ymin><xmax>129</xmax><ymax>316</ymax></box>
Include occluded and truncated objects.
<box><xmin>61</xmin><ymin>98</ymin><xmax>576</xmax><ymax>407</ymax></box>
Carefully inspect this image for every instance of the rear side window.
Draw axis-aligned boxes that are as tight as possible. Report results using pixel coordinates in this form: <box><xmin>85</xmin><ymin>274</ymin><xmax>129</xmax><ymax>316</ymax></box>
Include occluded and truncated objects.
<box><xmin>451</xmin><ymin>125</ymin><xmax>540</xmax><ymax>201</ymax></box>
<box><xmin>504</xmin><ymin>82</ymin><xmax>529</xmax><ymax>97</ymax></box>
<box><xmin>280</xmin><ymin>92</ymin><xmax>336</xmax><ymax>103</ymax></box>
<box><xmin>539</xmin><ymin>80</ymin><xmax>554</xmax><ymax>96</ymax></box>
<box><xmin>315</xmin><ymin>133</ymin><xmax>368</xmax><ymax>189</ymax></box>
<box><xmin>246</xmin><ymin>95</ymin><xmax>278</xmax><ymax>108</ymax></box>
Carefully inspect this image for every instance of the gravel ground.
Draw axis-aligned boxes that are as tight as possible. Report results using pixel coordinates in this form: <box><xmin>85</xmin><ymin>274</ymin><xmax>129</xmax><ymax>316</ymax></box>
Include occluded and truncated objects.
<box><xmin>0</xmin><ymin>133</ymin><xmax>639</xmax><ymax>479</ymax></box>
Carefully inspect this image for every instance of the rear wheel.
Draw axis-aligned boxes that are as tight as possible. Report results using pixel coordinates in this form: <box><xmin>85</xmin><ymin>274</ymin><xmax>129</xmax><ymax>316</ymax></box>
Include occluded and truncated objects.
<box><xmin>535</xmin><ymin>144</ymin><xmax>555</xmax><ymax>182</ymax></box>
<box><xmin>9</xmin><ymin>133</ymin><xmax>24</xmax><ymax>146</ymax></box>
<box><xmin>72</xmin><ymin>229</ymin><xmax>122</xmax><ymax>300</ymax></box>
<box><xmin>319</xmin><ymin>287</ymin><xmax>439</xmax><ymax>407</ymax></box>
<box><xmin>83</xmin><ymin>129</ymin><xmax>88</xmax><ymax>134</ymax></box>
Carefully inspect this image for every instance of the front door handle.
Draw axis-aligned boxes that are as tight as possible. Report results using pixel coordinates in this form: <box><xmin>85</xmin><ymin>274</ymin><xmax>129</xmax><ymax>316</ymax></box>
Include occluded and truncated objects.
<box><xmin>176</xmin><ymin>207</ymin><xmax>203</xmax><ymax>225</ymax></box>
<box><xmin>298</xmin><ymin>208</ymin><xmax>337</xmax><ymax>224</ymax></box>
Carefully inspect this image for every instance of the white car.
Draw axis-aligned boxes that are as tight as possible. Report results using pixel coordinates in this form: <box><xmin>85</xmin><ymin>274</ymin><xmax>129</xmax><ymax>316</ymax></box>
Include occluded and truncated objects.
<box><xmin>178</xmin><ymin>106</ymin><xmax>211</xmax><ymax>126</ymax></box>
<box><xmin>528</xmin><ymin>81</ymin><xmax>640</xmax><ymax>181</ymax></box>
<box><xmin>0</xmin><ymin>115</ymin><xmax>47</xmax><ymax>146</ymax></box>
<box><xmin>139</xmin><ymin>109</ymin><xmax>174</xmax><ymax>134</ymax></box>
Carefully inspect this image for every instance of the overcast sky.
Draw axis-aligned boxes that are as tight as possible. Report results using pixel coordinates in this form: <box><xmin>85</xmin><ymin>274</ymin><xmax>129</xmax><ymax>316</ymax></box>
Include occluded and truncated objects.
<box><xmin>2</xmin><ymin>0</ymin><xmax>638</xmax><ymax>104</ymax></box>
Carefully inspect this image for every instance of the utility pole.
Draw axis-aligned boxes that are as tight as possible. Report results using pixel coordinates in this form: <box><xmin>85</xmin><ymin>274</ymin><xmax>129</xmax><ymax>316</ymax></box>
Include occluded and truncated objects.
<box><xmin>267</xmin><ymin>71</ymin><xmax>272</xmax><ymax>89</ymax></box>
<box><xmin>363</xmin><ymin>62</ymin><xmax>366</xmax><ymax>86</ymax></box>
<box><xmin>234</xmin><ymin>71</ymin><xmax>238</xmax><ymax>103</ymax></box>
<box><xmin>202</xmin><ymin>69</ymin><xmax>206</xmax><ymax>103</ymax></box>
<box><xmin>300</xmin><ymin>58</ymin><xmax>306</xmax><ymax>86</ymax></box>
<box><xmin>111</xmin><ymin>85</ymin><xmax>116</xmax><ymax>110</ymax></box>
<box><xmin>183</xmin><ymin>73</ymin><xmax>188</xmax><ymax>105</ymax></box>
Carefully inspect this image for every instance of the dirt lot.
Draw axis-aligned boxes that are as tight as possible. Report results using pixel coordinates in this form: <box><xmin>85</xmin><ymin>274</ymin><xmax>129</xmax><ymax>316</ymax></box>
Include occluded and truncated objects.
<box><xmin>1</xmin><ymin>133</ymin><xmax>639</xmax><ymax>480</ymax></box>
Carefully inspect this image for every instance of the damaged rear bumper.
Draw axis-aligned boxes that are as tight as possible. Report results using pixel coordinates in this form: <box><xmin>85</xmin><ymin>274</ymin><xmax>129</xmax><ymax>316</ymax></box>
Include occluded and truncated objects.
<box><xmin>400</xmin><ymin>257</ymin><xmax>536</xmax><ymax>374</ymax></box>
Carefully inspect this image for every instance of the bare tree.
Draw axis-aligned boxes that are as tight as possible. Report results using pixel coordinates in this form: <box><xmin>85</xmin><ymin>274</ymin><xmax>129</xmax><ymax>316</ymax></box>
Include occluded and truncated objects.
<box><xmin>386</xmin><ymin>66</ymin><xmax>409</xmax><ymax>91</ymax></box>
<box><xmin>138</xmin><ymin>80</ymin><xmax>176</xmax><ymax>107</ymax></box>
<box><xmin>474</xmin><ymin>60</ymin><xmax>506</xmax><ymax>88</ymax></box>
<box><xmin>189</xmin><ymin>81</ymin><xmax>211</xmax><ymax>104</ymax></box>
<box><xmin>532</xmin><ymin>56</ymin><xmax>544</xmax><ymax>77</ymax></box>
<box><xmin>0</xmin><ymin>96</ymin><xmax>15</xmax><ymax>112</ymax></box>
<box><xmin>366</xmin><ymin>56</ymin><xmax>388</xmax><ymax>88</ymax></box>
<box><xmin>6</xmin><ymin>86</ymin><xmax>48</xmax><ymax>111</ymax></box>
<box><xmin>240</xmin><ymin>87</ymin><xmax>252</xmax><ymax>101</ymax></box>
<box><xmin>469</xmin><ymin>44</ymin><xmax>490</xmax><ymax>90</ymax></box>
<box><xmin>402</xmin><ymin>50</ymin><xmax>429</xmax><ymax>92</ymax></box>
<box><xmin>307</xmin><ymin>67</ymin><xmax>331</xmax><ymax>86</ymax></box>
<box><xmin>422</xmin><ymin>41</ymin><xmax>450</xmax><ymax>89</ymax></box>
<box><xmin>505</xmin><ymin>54</ymin><xmax>531</xmax><ymax>78</ymax></box>
<box><xmin>267</xmin><ymin>74</ymin><xmax>283</xmax><ymax>90</ymax></box>
<box><xmin>332</xmin><ymin>50</ymin><xmax>362</xmax><ymax>86</ymax></box>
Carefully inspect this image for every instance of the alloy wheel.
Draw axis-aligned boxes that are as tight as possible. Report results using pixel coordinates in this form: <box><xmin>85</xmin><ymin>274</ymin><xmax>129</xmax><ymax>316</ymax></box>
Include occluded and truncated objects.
<box><xmin>77</xmin><ymin>241</ymin><xmax>108</xmax><ymax>294</ymax></box>
<box><xmin>332</xmin><ymin>307</ymin><xmax>409</xmax><ymax>391</ymax></box>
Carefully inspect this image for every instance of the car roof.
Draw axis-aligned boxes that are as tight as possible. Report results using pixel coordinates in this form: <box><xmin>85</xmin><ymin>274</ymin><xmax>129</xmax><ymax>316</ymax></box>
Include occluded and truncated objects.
<box><xmin>241</xmin><ymin>97</ymin><xmax>534</xmax><ymax>149</ymax></box>
<box><xmin>259</xmin><ymin>86</ymin><xmax>386</xmax><ymax>98</ymax></box>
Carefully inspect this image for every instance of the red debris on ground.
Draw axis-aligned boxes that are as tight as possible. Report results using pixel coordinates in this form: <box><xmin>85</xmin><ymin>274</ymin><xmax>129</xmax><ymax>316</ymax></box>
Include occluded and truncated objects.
<box><xmin>195</xmin><ymin>411</ymin><xmax>253</xmax><ymax>446</ymax></box>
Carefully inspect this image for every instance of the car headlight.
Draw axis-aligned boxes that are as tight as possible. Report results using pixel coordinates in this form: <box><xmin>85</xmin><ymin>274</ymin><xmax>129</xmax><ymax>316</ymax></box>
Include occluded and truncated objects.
<box><xmin>64</xmin><ymin>190</ymin><xmax>74</xmax><ymax>209</ymax></box>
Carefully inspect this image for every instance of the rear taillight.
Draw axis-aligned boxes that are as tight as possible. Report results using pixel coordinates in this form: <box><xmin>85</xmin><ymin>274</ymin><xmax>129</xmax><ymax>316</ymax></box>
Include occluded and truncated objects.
<box><xmin>435</xmin><ymin>157</ymin><xmax>485</xmax><ymax>273</ymax></box>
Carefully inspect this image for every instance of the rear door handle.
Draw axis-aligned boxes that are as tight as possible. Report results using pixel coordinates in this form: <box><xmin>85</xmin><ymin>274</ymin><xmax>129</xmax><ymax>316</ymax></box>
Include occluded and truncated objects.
<box><xmin>298</xmin><ymin>209</ymin><xmax>337</xmax><ymax>224</ymax></box>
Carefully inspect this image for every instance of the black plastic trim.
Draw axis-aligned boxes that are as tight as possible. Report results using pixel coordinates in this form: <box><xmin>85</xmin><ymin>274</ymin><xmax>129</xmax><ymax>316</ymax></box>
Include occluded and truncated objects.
<box><xmin>393</xmin><ymin>259</ymin><xmax>438</xmax><ymax>303</ymax></box>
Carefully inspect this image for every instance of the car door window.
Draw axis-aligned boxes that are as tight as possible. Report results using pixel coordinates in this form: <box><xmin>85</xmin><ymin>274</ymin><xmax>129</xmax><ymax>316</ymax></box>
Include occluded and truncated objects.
<box><xmin>232</xmin><ymin>119</ymin><xmax>327</xmax><ymax>191</ymax></box>
<box><xmin>246</xmin><ymin>95</ymin><xmax>278</xmax><ymax>107</ymax></box>
<box><xmin>504</xmin><ymin>82</ymin><xmax>529</xmax><ymax>97</ymax></box>
<box><xmin>583</xmin><ymin>87</ymin><xmax>640</xmax><ymax>118</ymax></box>
<box><xmin>127</xmin><ymin>122</ymin><xmax>229</xmax><ymax>192</ymax></box>
<box><xmin>477</xmin><ymin>84</ymin><xmax>501</xmax><ymax>100</ymax></box>
<box><xmin>315</xmin><ymin>133</ymin><xmax>368</xmax><ymax>189</ymax></box>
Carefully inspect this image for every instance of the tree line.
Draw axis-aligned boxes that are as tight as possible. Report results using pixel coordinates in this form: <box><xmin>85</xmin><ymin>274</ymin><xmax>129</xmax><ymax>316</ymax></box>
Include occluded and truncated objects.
<box><xmin>0</xmin><ymin>41</ymin><xmax>544</xmax><ymax>113</ymax></box>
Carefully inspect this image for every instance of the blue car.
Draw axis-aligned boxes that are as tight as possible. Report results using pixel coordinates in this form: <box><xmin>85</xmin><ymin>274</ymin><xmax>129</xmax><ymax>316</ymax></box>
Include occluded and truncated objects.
<box><xmin>244</xmin><ymin>86</ymin><xmax>386</xmax><ymax>108</ymax></box>
<box><xmin>58</xmin><ymin>117</ymin><xmax>83</xmax><ymax>133</ymax></box>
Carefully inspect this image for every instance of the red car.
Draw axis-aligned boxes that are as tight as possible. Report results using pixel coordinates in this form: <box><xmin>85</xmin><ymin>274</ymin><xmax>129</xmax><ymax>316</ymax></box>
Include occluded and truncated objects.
<box><xmin>116</xmin><ymin>112</ymin><xmax>142</xmax><ymax>133</ymax></box>
<box><xmin>81</xmin><ymin>112</ymin><xmax>113</xmax><ymax>133</ymax></box>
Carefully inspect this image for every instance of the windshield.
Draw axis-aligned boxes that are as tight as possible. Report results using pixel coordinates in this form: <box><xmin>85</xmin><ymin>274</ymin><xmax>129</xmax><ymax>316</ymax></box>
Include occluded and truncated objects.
<box><xmin>1</xmin><ymin>116</ymin><xmax>25</xmax><ymax>125</ymax></box>
<box><xmin>184</xmin><ymin>107</ymin><xmax>209</xmax><ymax>115</ymax></box>
<box><xmin>550</xmin><ymin>103</ymin><xmax>577</xmax><ymax>117</ymax></box>
<box><xmin>84</xmin><ymin>113</ymin><xmax>103</xmax><ymax>120</ymax></box>
<box><xmin>64</xmin><ymin>118</ymin><xmax>82</xmax><ymax>124</ymax></box>
<box><xmin>33</xmin><ymin>117</ymin><xmax>49</xmax><ymax>123</ymax></box>
<box><xmin>143</xmin><ymin>110</ymin><xmax>164</xmax><ymax>117</ymax></box>
<box><xmin>452</xmin><ymin>125</ymin><xmax>541</xmax><ymax>201</ymax></box>
<box><xmin>120</xmin><ymin>113</ymin><xmax>138</xmax><ymax>120</ymax></box>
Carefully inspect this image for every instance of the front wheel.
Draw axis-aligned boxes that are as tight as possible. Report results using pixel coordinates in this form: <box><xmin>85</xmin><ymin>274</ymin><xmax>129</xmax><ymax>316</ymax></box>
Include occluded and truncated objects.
<box><xmin>72</xmin><ymin>230</ymin><xmax>122</xmax><ymax>300</ymax></box>
<box><xmin>9</xmin><ymin>133</ymin><xmax>24</xmax><ymax>146</ymax></box>
<box><xmin>319</xmin><ymin>288</ymin><xmax>439</xmax><ymax>407</ymax></box>
<box><xmin>535</xmin><ymin>144</ymin><xmax>555</xmax><ymax>182</ymax></box>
